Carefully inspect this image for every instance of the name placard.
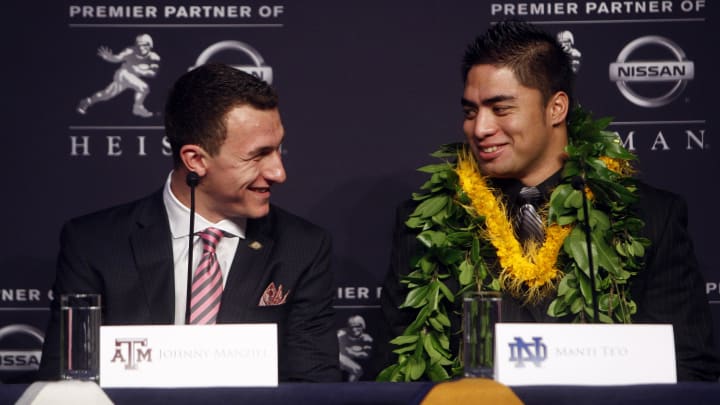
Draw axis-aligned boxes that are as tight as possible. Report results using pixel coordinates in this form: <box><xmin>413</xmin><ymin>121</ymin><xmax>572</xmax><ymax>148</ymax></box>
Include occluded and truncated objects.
<box><xmin>99</xmin><ymin>324</ymin><xmax>278</xmax><ymax>388</ymax></box>
<box><xmin>495</xmin><ymin>323</ymin><xmax>676</xmax><ymax>385</ymax></box>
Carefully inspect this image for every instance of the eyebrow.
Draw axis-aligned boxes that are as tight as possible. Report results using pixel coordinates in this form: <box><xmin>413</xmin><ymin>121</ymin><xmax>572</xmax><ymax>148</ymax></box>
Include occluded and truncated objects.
<box><xmin>252</xmin><ymin>146</ymin><xmax>275</xmax><ymax>155</ymax></box>
<box><xmin>246</xmin><ymin>136</ymin><xmax>285</xmax><ymax>157</ymax></box>
<box><xmin>461</xmin><ymin>94</ymin><xmax>517</xmax><ymax>108</ymax></box>
<box><xmin>460</xmin><ymin>98</ymin><xmax>476</xmax><ymax>108</ymax></box>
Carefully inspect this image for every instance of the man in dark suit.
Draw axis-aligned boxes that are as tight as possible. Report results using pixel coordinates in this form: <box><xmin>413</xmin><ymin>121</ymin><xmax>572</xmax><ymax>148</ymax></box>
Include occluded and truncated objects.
<box><xmin>381</xmin><ymin>21</ymin><xmax>720</xmax><ymax>381</ymax></box>
<box><xmin>39</xmin><ymin>63</ymin><xmax>340</xmax><ymax>382</ymax></box>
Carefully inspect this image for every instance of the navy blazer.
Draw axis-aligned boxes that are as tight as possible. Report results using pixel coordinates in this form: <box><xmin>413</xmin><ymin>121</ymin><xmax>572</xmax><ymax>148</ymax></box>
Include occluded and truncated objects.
<box><xmin>39</xmin><ymin>190</ymin><xmax>340</xmax><ymax>382</ymax></box>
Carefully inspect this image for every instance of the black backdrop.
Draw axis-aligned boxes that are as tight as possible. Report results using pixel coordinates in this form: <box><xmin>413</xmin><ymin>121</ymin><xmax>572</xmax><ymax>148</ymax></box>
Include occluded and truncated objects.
<box><xmin>2</xmin><ymin>0</ymin><xmax>718</xmax><ymax>382</ymax></box>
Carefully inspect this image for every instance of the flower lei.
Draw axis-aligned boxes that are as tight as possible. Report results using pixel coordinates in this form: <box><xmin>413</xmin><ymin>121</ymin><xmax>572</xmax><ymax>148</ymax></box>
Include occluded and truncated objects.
<box><xmin>377</xmin><ymin>107</ymin><xmax>649</xmax><ymax>382</ymax></box>
<box><xmin>455</xmin><ymin>153</ymin><xmax>572</xmax><ymax>302</ymax></box>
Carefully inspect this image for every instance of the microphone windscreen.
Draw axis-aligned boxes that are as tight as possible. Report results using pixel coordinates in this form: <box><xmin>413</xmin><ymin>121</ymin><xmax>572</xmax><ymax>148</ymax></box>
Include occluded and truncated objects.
<box><xmin>571</xmin><ymin>176</ymin><xmax>585</xmax><ymax>191</ymax></box>
<box><xmin>186</xmin><ymin>172</ymin><xmax>200</xmax><ymax>188</ymax></box>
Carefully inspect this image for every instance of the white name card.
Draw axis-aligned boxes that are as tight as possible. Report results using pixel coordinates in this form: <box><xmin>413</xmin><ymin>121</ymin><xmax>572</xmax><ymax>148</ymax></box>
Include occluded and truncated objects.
<box><xmin>99</xmin><ymin>324</ymin><xmax>278</xmax><ymax>388</ymax></box>
<box><xmin>495</xmin><ymin>323</ymin><xmax>676</xmax><ymax>385</ymax></box>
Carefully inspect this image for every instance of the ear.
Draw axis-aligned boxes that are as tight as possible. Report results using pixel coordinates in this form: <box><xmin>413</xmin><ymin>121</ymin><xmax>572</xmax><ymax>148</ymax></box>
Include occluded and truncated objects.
<box><xmin>547</xmin><ymin>91</ymin><xmax>569</xmax><ymax>127</ymax></box>
<box><xmin>179</xmin><ymin>144</ymin><xmax>210</xmax><ymax>177</ymax></box>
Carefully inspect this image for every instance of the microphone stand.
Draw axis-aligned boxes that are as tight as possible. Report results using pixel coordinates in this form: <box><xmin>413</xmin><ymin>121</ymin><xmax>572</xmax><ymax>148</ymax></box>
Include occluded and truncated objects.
<box><xmin>572</xmin><ymin>176</ymin><xmax>598</xmax><ymax>323</ymax></box>
<box><xmin>185</xmin><ymin>172</ymin><xmax>200</xmax><ymax>324</ymax></box>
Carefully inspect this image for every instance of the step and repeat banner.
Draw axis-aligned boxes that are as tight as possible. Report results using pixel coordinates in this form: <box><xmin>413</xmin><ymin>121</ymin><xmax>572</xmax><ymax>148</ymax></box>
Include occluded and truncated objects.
<box><xmin>2</xmin><ymin>0</ymin><xmax>717</xmax><ymax>382</ymax></box>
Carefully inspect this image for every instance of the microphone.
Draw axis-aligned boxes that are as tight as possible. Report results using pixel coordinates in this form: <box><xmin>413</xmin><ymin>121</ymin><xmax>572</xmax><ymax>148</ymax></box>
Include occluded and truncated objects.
<box><xmin>571</xmin><ymin>175</ymin><xmax>599</xmax><ymax>323</ymax></box>
<box><xmin>570</xmin><ymin>175</ymin><xmax>584</xmax><ymax>192</ymax></box>
<box><xmin>185</xmin><ymin>172</ymin><xmax>200</xmax><ymax>324</ymax></box>
<box><xmin>186</xmin><ymin>171</ymin><xmax>200</xmax><ymax>188</ymax></box>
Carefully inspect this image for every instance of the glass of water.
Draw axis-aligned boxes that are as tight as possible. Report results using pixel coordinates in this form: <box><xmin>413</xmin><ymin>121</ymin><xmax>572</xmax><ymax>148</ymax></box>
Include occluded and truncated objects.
<box><xmin>60</xmin><ymin>293</ymin><xmax>101</xmax><ymax>382</ymax></box>
<box><xmin>463</xmin><ymin>291</ymin><xmax>502</xmax><ymax>378</ymax></box>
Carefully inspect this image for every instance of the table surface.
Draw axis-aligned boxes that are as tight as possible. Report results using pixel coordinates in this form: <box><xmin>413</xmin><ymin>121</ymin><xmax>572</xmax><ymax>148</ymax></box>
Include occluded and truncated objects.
<box><xmin>5</xmin><ymin>381</ymin><xmax>720</xmax><ymax>405</ymax></box>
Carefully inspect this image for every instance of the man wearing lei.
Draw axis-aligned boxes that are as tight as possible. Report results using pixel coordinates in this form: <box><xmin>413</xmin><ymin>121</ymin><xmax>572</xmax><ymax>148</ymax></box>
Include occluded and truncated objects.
<box><xmin>379</xmin><ymin>20</ymin><xmax>720</xmax><ymax>382</ymax></box>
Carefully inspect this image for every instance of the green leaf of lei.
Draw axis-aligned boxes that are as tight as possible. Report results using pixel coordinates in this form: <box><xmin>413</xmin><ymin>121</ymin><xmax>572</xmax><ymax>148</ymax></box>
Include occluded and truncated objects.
<box><xmin>379</xmin><ymin>107</ymin><xmax>648</xmax><ymax>383</ymax></box>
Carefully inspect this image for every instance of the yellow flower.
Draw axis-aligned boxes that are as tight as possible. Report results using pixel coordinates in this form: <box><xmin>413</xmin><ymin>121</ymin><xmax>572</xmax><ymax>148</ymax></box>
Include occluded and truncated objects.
<box><xmin>585</xmin><ymin>186</ymin><xmax>594</xmax><ymax>201</ymax></box>
<box><xmin>599</xmin><ymin>156</ymin><xmax>634</xmax><ymax>176</ymax></box>
<box><xmin>456</xmin><ymin>154</ymin><xmax>571</xmax><ymax>302</ymax></box>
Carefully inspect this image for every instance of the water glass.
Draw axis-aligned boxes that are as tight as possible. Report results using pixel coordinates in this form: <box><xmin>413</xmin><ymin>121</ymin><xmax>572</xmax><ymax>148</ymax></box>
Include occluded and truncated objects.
<box><xmin>463</xmin><ymin>291</ymin><xmax>502</xmax><ymax>378</ymax></box>
<box><xmin>60</xmin><ymin>293</ymin><xmax>101</xmax><ymax>381</ymax></box>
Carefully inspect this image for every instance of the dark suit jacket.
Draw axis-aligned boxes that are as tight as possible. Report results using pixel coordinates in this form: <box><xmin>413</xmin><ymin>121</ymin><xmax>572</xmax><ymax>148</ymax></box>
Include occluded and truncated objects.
<box><xmin>39</xmin><ymin>190</ymin><xmax>340</xmax><ymax>382</ymax></box>
<box><xmin>381</xmin><ymin>181</ymin><xmax>720</xmax><ymax>381</ymax></box>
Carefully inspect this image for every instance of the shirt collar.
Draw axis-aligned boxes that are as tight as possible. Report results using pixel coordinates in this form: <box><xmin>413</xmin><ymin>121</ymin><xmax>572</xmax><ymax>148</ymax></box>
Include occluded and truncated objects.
<box><xmin>162</xmin><ymin>172</ymin><xmax>246</xmax><ymax>240</ymax></box>
<box><xmin>489</xmin><ymin>170</ymin><xmax>563</xmax><ymax>206</ymax></box>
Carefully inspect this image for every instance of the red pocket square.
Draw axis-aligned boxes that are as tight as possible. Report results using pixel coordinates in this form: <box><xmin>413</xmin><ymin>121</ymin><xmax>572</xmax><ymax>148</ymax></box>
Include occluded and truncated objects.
<box><xmin>258</xmin><ymin>282</ymin><xmax>290</xmax><ymax>306</ymax></box>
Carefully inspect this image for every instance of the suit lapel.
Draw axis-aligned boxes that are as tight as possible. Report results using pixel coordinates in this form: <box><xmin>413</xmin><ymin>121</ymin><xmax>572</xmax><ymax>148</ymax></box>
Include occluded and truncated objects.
<box><xmin>130</xmin><ymin>192</ymin><xmax>175</xmax><ymax>324</ymax></box>
<box><xmin>218</xmin><ymin>212</ymin><xmax>275</xmax><ymax>321</ymax></box>
<box><xmin>526</xmin><ymin>296</ymin><xmax>558</xmax><ymax>323</ymax></box>
<box><xmin>503</xmin><ymin>294</ymin><xmax>556</xmax><ymax>323</ymax></box>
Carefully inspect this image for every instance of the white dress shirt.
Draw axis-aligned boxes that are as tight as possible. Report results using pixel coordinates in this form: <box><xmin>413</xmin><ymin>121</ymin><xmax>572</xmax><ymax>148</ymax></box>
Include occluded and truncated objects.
<box><xmin>161</xmin><ymin>172</ymin><xmax>246</xmax><ymax>324</ymax></box>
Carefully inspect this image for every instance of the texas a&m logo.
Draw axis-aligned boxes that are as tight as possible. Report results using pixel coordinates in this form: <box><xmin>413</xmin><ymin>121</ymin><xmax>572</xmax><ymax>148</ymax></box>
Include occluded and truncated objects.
<box><xmin>111</xmin><ymin>338</ymin><xmax>152</xmax><ymax>370</ymax></box>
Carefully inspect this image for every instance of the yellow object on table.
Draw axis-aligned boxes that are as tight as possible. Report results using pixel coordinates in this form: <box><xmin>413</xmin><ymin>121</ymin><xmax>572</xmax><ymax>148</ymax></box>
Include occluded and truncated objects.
<box><xmin>421</xmin><ymin>378</ymin><xmax>524</xmax><ymax>405</ymax></box>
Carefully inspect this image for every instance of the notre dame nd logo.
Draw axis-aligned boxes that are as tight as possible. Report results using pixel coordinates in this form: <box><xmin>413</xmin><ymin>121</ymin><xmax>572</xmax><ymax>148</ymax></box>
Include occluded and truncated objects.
<box><xmin>111</xmin><ymin>338</ymin><xmax>152</xmax><ymax>370</ymax></box>
<box><xmin>508</xmin><ymin>337</ymin><xmax>547</xmax><ymax>367</ymax></box>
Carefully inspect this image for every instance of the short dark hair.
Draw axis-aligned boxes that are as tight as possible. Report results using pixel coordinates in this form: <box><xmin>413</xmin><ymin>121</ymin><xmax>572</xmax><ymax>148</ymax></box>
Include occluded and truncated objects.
<box><xmin>462</xmin><ymin>20</ymin><xmax>574</xmax><ymax>109</ymax></box>
<box><xmin>164</xmin><ymin>63</ymin><xmax>279</xmax><ymax>167</ymax></box>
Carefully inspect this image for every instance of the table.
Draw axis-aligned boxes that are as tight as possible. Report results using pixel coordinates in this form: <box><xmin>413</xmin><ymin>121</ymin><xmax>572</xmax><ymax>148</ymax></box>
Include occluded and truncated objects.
<box><xmin>4</xmin><ymin>381</ymin><xmax>720</xmax><ymax>404</ymax></box>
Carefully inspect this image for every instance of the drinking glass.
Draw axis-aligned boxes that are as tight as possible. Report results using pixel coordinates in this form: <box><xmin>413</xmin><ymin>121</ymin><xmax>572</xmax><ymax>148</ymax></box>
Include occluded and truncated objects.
<box><xmin>59</xmin><ymin>293</ymin><xmax>101</xmax><ymax>382</ymax></box>
<box><xmin>463</xmin><ymin>291</ymin><xmax>502</xmax><ymax>378</ymax></box>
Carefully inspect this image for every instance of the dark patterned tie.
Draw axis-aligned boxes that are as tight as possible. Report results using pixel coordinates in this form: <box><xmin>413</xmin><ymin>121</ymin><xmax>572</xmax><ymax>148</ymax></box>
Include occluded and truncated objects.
<box><xmin>189</xmin><ymin>227</ymin><xmax>224</xmax><ymax>325</ymax></box>
<box><xmin>517</xmin><ymin>186</ymin><xmax>545</xmax><ymax>246</ymax></box>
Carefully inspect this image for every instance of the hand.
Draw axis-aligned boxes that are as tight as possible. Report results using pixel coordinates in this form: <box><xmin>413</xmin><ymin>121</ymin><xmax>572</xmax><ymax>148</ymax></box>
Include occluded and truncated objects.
<box><xmin>97</xmin><ymin>46</ymin><xmax>113</xmax><ymax>61</ymax></box>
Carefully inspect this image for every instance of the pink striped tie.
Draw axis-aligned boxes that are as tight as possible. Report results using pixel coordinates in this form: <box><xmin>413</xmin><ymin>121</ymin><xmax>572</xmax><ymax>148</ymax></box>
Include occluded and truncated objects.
<box><xmin>189</xmin><ymin>227</ymin><xmax>224</xmax><ymax>325</ymax></box>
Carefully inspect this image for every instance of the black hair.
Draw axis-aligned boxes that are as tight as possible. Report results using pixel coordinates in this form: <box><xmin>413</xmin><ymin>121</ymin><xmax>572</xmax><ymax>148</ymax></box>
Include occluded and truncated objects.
<box><xmin>164</xmin><ymin>63</ymin><xmax>278</xmax><ymax>167</ymax></box>
<box><xmin>462</xmin><ymin>20</ymin><xmax>575</xmax><ymax>109</ymax></box>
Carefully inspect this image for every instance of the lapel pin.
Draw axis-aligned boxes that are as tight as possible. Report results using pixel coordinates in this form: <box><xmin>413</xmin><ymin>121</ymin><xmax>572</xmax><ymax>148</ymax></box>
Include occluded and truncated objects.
<box><xmin>248</xmin><ymin>241</ymin><xmax>263</xmax><ymax>250</ymax></box>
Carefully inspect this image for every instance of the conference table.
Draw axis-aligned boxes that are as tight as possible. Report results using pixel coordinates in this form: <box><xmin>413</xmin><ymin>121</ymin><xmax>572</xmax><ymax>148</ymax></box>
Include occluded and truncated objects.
<box><xmin>3</xmin><ymin>381</ymin><xmax>720</xmax><ymax>404</ymax></box>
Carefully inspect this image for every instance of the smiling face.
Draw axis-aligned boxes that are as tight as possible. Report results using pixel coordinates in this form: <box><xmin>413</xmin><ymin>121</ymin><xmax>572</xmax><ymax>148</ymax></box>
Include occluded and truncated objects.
<box><xmin>462</xmin><ymin>64</ymin><xmax>568</xmax><ymax>186</ymax></box>
<box><xmin>195</xmin><ymin>105</ymin><xmax>286</xmax><ymax>221</ymax></box>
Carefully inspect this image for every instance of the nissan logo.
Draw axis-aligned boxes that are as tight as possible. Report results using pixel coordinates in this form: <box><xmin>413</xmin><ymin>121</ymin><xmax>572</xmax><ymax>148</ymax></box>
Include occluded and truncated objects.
<box><xmin>191</xmin><ymin>40</ymin><xmax>273</xmax><ymax>84</ymax></box>
<box><xmin>0</xmin><ymin>324</ymin><xmax>44</xmax><ymax>371</ymax></box>
<box><xmin>609</xmin><ymin>36</ymin><xmax>694</xmax><ymax>108</ymax></box>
